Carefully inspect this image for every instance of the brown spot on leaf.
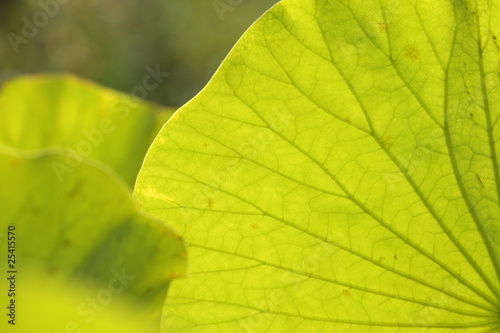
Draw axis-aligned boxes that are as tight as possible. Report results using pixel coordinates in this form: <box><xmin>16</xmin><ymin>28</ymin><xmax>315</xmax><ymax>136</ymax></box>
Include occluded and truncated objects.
<box><xmin>175</xmin><ymin>251</ymin><xmax>187</xmax><ymax>260</ymax></box>
<box><xmin>491</xmin><ymin>31</ymin><xmax>499</xmax><ymax>51</ymax></box>
<box><xmin>205</xmin><ymin>197</ymin><xmax>215</xmax><ymax>208</ymax></box>
<box><xmin>47</xmin><ymin>267</ymin><xmax>58</xmax><ymax>276</ymax></box>
<box><xmin>342</xmin><ymin>289</ymin><xmax>352</xmax><ymax>297</ymax></box>
<box><xmin>381</xmin><ymin>136</ymin><xmax>393</xmax><ymax>149</ymax></box>
<box><xmin>166</xmin><ymin>272</ymin><xmax>184</xmax><ymax>280</ymax></box>
<box><xmin>377</xmin><ymin>22</ymin><xmax>387</xmax><ymax>32</ymax></box>
<box><xmin>67</xmin><ymin>179</ymin><xmax>83</xmax><ymax>198</ymax></box>
<box><xmin>10</xmin><ymin>159</ymin><xmax>21</xmax><ymax>169</ymax></box>
<box><xmin>475</xmin><ymin>173</ymin><xmax>484</xmax><ymax>187</ymax></box>
<box><xmin>250</xmin><ymin>223</ymin><xmax>259</xmax><ymax>230</ymax></box>
<box><xmin>31</xmin><ymin>206</ymin><xmax>41</xmax><ymax>216</ymax></box>
<box><xmin>404</xmin><ymin>45</ymin><xmax>420</xmax><ymax>61</ymax></box>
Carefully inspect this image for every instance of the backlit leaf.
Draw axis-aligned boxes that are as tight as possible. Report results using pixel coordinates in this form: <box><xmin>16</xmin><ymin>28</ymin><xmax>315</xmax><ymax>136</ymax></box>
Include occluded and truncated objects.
<box><xmin>136</xmin><ymin>0</ymin><xmax>500</xmax><ymax>331</ymax></box>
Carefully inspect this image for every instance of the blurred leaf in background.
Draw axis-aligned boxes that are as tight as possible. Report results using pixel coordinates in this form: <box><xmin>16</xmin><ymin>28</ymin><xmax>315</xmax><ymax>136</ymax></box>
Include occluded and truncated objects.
<box><xmin>0</xmin><ymin>74</ymin><xmax>173</xmax><ymax>187</ymax></box>
<box><xmin>0</xmin><ymin>0</ymin><xmax>280</xmax><ymax>107</ymax></box>
<box><xmin>0</xmin><ymin>148</ymin><xmax>186</xmax><ymax>332</ymax></box>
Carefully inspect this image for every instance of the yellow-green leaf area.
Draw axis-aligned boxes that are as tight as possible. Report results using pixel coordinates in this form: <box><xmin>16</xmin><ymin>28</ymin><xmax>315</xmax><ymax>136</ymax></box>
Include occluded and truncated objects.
<box><xmin>135</xmin><ymin>0</ymin><xmax>500</xmax><ymax>331</ymax></box>
<box><xmin>0</xmin><ymin>148</ymin><xmax>186</xmax><ymax>332</ymax></box>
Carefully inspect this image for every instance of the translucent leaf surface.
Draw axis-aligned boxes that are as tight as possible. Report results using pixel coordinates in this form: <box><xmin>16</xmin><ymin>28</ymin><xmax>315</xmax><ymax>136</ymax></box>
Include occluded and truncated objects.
<box><xmin>135</xmin><ymin>0</ymin><xmax>500</xmax><ymax>331</ymax></box>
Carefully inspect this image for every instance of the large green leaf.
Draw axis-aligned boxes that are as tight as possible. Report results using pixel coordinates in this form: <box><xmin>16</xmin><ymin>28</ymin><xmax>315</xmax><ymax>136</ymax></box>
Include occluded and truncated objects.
<box><xmin>0</xmin><ymin>74</ymin><xmax>174</xmax><ymax>186</ymax></box>
<box><xmin>135</xmin><ymin>0</ymin><xmax>500</xmax><ymax>331</ymax></box>
<box><xmin>0</xmin><ymin>147</ymin><xmax>186</xmax><ymax>332</ymax></box>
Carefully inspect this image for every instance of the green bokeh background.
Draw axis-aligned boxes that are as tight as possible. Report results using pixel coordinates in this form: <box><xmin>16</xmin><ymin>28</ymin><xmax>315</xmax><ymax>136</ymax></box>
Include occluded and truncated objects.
<box><xmin>0</xmin><ymin>0</ymin><xmax>279</xmax><ymax>107</ymax></box>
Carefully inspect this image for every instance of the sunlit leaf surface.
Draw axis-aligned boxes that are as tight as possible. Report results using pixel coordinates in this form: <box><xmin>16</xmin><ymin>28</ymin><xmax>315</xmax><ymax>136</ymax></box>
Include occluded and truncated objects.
<box><xmin>135</xmin><ymin>0</ymin><xmax>500</xmax><ymax>331</ymax></box>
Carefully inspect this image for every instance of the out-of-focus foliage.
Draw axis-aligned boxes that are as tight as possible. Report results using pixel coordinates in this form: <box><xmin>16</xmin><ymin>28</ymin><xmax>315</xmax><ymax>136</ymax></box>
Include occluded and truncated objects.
<box><xmin>0</xmin><ymin>147</ymin><xmax>186</xmax><ymax>332</ymax></box>
<box><xmin>0</xmin><ymin>0</ymin><xmax>279</xmax><ymax>106</ymax></box>
<box><xmin>0</xmin><ymin>74</ymin><xmax>173</xmax><ymax>187</ymax></box>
